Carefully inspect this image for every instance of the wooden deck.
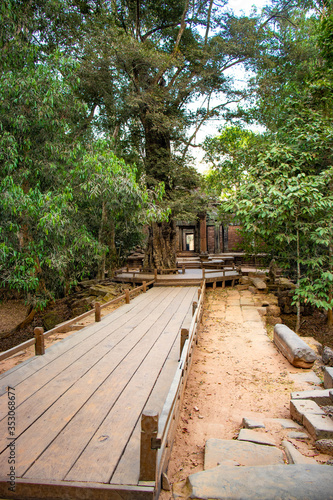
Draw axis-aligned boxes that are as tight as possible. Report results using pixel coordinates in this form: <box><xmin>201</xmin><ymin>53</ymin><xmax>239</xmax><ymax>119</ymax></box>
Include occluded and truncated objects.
<box><xmin>0</xmin><ymin>286</ymin><xmax>199</xmax><ymax>500</ymax></box>
<box><xmin>115</xmin><ymin>268</ymin><xmax>240</xmax><ymax>287</ymax></box>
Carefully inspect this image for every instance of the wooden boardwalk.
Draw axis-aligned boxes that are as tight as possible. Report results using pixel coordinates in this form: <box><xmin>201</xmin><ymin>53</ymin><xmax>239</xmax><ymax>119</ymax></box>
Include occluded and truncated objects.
<box><xmin>115</xmin><ymin>268</ymin><xmax>240</xmax><ymax>287</ymax></box>
<box><xmin>0</xmin><ymin>286</ymin><xmax>199</xmax><ymax>500</ymax></box>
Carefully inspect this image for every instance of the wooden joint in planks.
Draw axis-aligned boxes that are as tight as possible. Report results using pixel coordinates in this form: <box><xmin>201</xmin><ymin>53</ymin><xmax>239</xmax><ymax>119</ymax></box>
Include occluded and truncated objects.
<box><xmin>139</xmin><ymin>411</ymin><xmax>159</xmax><ymax>482</ymax></box>
<box><xmin>34</xmin><ymin>327</ymin><xmax>45</xmax><ymax>355</ymax></box>
<box><xmin>125</xmin><ymin>289</ymin><xmax>130</xmax><ymax>304</ymax></box>
<box><xmin>180</xmin><ymin>328</ymin><xmax>189</xmax><ymax>358</ymax></box>
<box><xmin>95</xmin><ymin>302</ymin><xmax>101</xmax><ymax>322</ymax></box>
<box><xmin>192</xmin><ymin>301</ymin><xmax>198</xmax><ymax>316</ymax></box>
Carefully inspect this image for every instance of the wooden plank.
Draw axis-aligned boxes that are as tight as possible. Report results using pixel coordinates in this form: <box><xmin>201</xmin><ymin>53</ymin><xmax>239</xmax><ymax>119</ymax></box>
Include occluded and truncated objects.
<box><xmin>111</xmin><ymin>358</ymin><xmax>179</xmax><ymax>485</ymax></box>
<box><xmin>0</xmin><ymin>288</ymin><xmax>162</xmax><ymax>394</ymax></box>
<box><xmin>62</xmin><ymin>287</ymin><xmax>196</xmax><ymax>484</ymax></box>
<box><xmin>16</xmin><ymin>288</ymin><xmax>188</xmax><ymax>479</ymax></box>
<box><xmin>0</xmin><ymin>289</ymin><xmax>180</xmax><ymax>469</ymax></box>
<box><xmin>0</xmin><ymin>287</ymin><xmax>165</xmax><ymax>396</ymax></box>
<box><xmin>0</xmin><ymin>478</ymin><xmax>154</xmax><ymax>500</ymax></box>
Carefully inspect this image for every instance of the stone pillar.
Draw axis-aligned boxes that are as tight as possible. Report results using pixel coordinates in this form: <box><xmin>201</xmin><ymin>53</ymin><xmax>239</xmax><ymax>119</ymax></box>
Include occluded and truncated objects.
<box><xmin>214</xmin><ymin>225</ymin><xmax>221</xmax><ymax>254</ymax></box>
<box><xmin>223</xmin><ymin>225</ymin><xmax>228</xmax><ymax>253</ymax></box>
<box><xmin>199</xmin><ymin>214</ymin><xmax>207</xmax><ymax>253</ymax></box>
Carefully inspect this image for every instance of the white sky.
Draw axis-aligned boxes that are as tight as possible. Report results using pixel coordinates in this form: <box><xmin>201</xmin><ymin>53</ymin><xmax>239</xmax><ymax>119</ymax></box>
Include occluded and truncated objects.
<box><xmin>193</xmin><ymin>0</ymin><xmax>269</xmax><ymax>173</ymax></box>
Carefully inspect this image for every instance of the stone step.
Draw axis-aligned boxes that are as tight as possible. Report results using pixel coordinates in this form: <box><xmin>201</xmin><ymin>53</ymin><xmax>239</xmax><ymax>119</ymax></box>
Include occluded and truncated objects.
<box><xmin>291</xmin><ymin>389</ymin><xmax>333</xmax><ymax>406</ymax></box>
<box><xmin>237</xmin><ymin>428</ymin><xmax>276</xmax><ymax>446</ymax></box>
<box><xmin>204</xmin><ymin>438</ymin><xmax>284</xmax><ymax>470</ymax></box>
<box><xmin>282</xmin><ymin>440</ymin><xmax>316</xmax><ymax>464</ymax></box>
<box><xmin>303</xmin><ymin>412</ymin><xmax>333</xmax><ymax>440</ymax></box>
<box><xmin>290</xmin><ymin>399</ymin><xmax>326</xmax><ymax>425</ymax></box>
<box><xmin>174</xmin><ymin>464</ymin><xmax>333</xmax><ymax>500</ymax></box>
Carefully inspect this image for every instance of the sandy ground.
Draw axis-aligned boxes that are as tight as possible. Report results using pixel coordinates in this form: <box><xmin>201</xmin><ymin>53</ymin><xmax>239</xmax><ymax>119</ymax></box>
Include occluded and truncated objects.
<box><xmin>160</xmin><ymin>287</ymin><xmax>330</xmax><ymax>499</ymax></box>
<box><xmin>0</xmin><ymin>298</ymin><xmax>126</xmax><ymax>375</ymax></box>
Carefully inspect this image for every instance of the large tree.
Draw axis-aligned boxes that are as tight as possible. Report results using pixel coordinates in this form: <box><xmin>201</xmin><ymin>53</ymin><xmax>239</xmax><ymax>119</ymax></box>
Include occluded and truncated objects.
<box><xmin>204</xmin><ymin>0</ymin><xmax>333</xmax><ymax>327</ymax></box>
<box><xmin>28</xmin><ymin>0</ymin><xmax>271</xmax><ymax>268</ymax></box>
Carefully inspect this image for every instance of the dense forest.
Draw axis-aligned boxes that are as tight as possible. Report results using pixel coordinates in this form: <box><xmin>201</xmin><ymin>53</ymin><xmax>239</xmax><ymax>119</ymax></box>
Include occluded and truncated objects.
<box><xmin>0</xmin><ymin>0</ymin><xmax>332</xmax><ymax>326</ymax></box>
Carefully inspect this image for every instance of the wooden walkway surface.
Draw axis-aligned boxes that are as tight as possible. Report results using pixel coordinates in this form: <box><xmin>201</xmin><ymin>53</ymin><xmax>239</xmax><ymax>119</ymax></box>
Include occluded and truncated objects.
<box><xmin>0</xmin><ymin>286</ymin><xmax>198</xmax><ymax>500</ymax></box>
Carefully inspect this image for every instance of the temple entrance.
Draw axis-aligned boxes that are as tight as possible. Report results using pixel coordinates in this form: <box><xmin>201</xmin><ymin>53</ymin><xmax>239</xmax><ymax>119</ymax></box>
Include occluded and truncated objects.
<box><xmin>185</xmin><ymin>232</ymin><xmax>195</xmax><ymax>251</ymax></box>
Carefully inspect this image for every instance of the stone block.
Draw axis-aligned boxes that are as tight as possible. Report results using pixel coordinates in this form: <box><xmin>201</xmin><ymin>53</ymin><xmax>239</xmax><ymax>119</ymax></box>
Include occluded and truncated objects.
<box><xmin>282</xmin><ymin>440</ymin><xmax>315</xmax><ymax>464</ymax></box>
<box><xmin>323</xmin><ymin>346</ymin><xmax>333</xmax><ymax>366</ymax></box>
<box><xmin>266</xmin><ymin>305</ymin><xmax>281</xmax><ymax>316</ymax></box>
<box><xmin>315</xmin><ymin>439</ymin><xmax>333</xmax><ymax>455</ymax></box>
<box><xmin>274</xmin><ymin>324</ymin><xmax>317</xmax><ymax>368</ymax></box>
<box><xmin>257</xmin><ymin>307</ymin><xmax>267</xmax><ymax>317</ymax></box>
<box><xmin>290</xmin><ymin>399</ymin><xmax>325</xmax><ymax>425</ymax></box>
<box><xmin>303</xmin><ymin>412</ymin><xmax>333</xmax><ymax>440</ymax></box>
<box><xmin>242</xmin><ymin>417</ymin><xmax>265</xmax><ymax>429</ymax></box>
<box><xmin>287</xmin><ymin>431</ymin><xmax>310</xmax><ymax>440</ymax></box>
<box><xmin>177</xmin><ymin>464</ymin><xmax>333</xmax><ymax>500</ymax></box>
<box><xmin>291</xmin><ymin>389</ymin><xmax>333</xmax><ymax>406</ymax></box>
<box><xmin>204</xmin><ymin>438</ymin><xmax>284</xmax><ymax>470</ymax></box>
<box><xmin>324</xmin><ymin>366</ymin><xmax>333</xmax><ymax>389</ymax></box>
<box><xmin>237</xmin><ymin>429</ymin><xmax>276</xmax><ymax>446</ymax></box>
<box><xmin>266</xmin><ymin>316</ymin><xmax>282</xmax><ymax>326</ymax></box>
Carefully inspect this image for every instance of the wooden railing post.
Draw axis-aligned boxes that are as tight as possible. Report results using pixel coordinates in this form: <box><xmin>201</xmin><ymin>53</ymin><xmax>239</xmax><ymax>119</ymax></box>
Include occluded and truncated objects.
<box><xmin>154</xmin><ymin>268</ymin><xmax>158</xmax><ymax>281</ymax></box>
<box><xmin>198</xmin><ymin>288</ymin><xmax>201</xmax><ymax>300</ymax></box>
<box><xmin>192</xmin><ymin>301</ymin><xmax>198</xmax><ymax>316</ymax></box>
<box><xmin>34</xmin><ymin>327</ymin><xmax>45</xmax><ymax>355</ymax></box>
<box><xmin>202</xmin><ymin>268</ymin><xmax>205</xmax><ymax>279</ymax></box>
<box><xmin>182</xmin><ymin>265</ymin><xmax>185</xmax><ymax>275</ymax></box>
<box><xmin>180</xmin><ymin>328</ymin><xmax>189</xmax><ymax>358</ymax></box>
<box><xmin>143</xmin><ymin>281</ymin><xmax>147</xmax><ymax>293</ymax></box>
<box><xmin>95</xmin><ymin>302</ymin><xmax>101</xmax><ymax>322</ymax></box>
<box><xmin>125</xmin><ymin>289</ymin><xmax>130</xmax><ymax>304</ymax></box>
<box><xmin>139</xmin><ymin>411</ymin><xmax>159</xmax><ymax>482</ymax></box>
<box><xmin>213</xmin><ymin>280</ymin><xmax>216</xmax><ymax>290</ymax></box>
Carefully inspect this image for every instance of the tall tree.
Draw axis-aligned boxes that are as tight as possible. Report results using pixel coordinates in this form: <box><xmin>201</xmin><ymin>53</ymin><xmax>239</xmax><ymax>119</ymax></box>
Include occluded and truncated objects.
<box><xmin>30</xmin><ymin>0</ymin><xmax>269</xmax><ymax>267</ymax></box>
<box><xmin>204</xmin><ymin>0</ymin><xmax>333</xmax><ymax>326</ymax></box>
<box><xmin>0</xmin><ymin>0</ymin><xmax>158</xmax><ymax>310</ymax></box>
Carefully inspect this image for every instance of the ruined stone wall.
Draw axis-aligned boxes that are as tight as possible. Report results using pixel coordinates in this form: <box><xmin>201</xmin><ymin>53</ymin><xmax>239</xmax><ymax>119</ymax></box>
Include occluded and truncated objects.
<box><xmin>228</xmin><ymin>225</ymin><xmax>243</xmax><ymax>251</ymax></box>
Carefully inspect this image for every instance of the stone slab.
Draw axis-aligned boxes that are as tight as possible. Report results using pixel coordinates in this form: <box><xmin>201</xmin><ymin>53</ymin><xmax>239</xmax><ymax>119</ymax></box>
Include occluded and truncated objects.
<box><xmin>180</xmin><ymin>464</ymin><xmax>333</xmax><ymax>500</ymax></box>
<box><xmin>204</xmin><ymin>438</ymin><xmax>284</xmax><ymax>470</ymax></box>
<box><xmin>274</xmin><ymin>324</ymin><xmax>317</xmax><ymax>368</ymax></box>
<box><xmin>271</xmin><ymin>418</ymin><xmax>300</xmax><ymax>429</ymax></box>
<box><xmin>288</xmin><ymin>431</ymin><xmax>310</xmax><ymax>440</ymax></box>
<box><xmin>324</xmin><ymin>366</ymin><xmax>333</xmax><ymax>389</ymax></box>
<box><xmin>303</xmin><ymin>412</ymin><xmax>333</xmax><ymax>439</ymax></box>
<box><xmin>242</xmin><ymin>417</ymin><xmax>265</xmax><ymax>429</ymax></box>
<box><xmin>241</xmin><ymin>307</ymin><xmax>262</xmax><ymax>322</ymax></box>
<box><xmin>291</xmin><ymin>389</ymin><xmax>333</xmax><ymax>406</ymax></box>
<box><xmin>289</xmin><ymin>371</ymin><xmax>322</xmax><ymax>387</ymax></box>
<box><xmin>282</xmin><ymin>440</ymin><xmax>315</xmax><ymax>464</ymax></box>
<box><xmin>237</xmin><ymin>429</ymin><xmax>276</xmax><ymax>446</ymax></box>
<box><xmin>290</xmin><ymin>399</ymin><xmax>325</xmax><ymax>425</ymax></box>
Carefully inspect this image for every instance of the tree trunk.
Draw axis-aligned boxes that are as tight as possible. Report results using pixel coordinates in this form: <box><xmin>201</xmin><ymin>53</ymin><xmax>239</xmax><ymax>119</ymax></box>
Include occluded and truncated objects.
<box><xmin>142</xmin><ymin>116</ymin><xmax>177</xmax><ymax>269</ymax></box>
<box><xmin>295</xmin><ymin>226</ymin><xmax>301</xmax><ymax>333</ymax></box>
<box><xmin>144</xmin><ymin>220</ymin><xmax>177</xmax><ymax>270</ymax></box>
<box><xmin>97</xmin><ymin>201</ymin><xmax>107</xmax><ymax>279</ymax></box>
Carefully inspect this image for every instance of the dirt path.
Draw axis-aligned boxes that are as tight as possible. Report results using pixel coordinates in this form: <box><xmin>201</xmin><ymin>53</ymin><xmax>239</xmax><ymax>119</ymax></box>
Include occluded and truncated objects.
<box><xmin>160</xmin><ymin>287</ymin><xmax>329</xmax><ymax>498</ymax></box>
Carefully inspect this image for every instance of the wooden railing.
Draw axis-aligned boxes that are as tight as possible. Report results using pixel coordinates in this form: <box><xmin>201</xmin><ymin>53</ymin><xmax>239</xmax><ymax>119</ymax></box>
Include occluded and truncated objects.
<box><xmin>138</xmin><ymin>280</ymin><xmax>206</xmax><ymax>486</ymax></box>
<box><xmin>0</xmin><ymin>280</ymin><xmax>155</xmax><ymax>363</ymax></box>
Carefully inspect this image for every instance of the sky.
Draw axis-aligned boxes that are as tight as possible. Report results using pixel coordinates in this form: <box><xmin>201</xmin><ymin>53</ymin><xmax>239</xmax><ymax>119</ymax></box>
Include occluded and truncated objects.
<box><xmin>193</xmin><ymin>0</ymin><xmax>269</xmax><ymax>172</ymax></box>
